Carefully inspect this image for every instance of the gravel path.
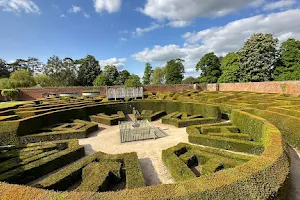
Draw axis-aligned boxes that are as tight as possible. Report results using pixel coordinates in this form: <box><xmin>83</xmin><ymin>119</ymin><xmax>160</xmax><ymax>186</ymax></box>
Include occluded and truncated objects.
<box><xmin>289</xmin><ymin>146</ymin><xmax>300</xmax><ymax>200</ymax></box>
<box><xmin>79</xmin><ymin>119</ymin><xmax>189</xmax><ymax>185</ymax></box>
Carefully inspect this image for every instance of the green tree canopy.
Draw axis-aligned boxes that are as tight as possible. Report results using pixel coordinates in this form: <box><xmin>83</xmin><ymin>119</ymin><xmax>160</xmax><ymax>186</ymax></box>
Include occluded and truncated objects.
<box><xmin>115</xmin><ymin>70</ymin><xmax>130</xmax><ymax>85</ymax></box>
<box><xmin>0</xmin><ymin>78</ymin><xmax>11</xmax><ymax>89</ymax></box>
<box><xmin>196</xmin><ymin>52</ymin><xmax>221</xmax><ymax>83</ymax></box>
<box><xmin>93</xmin><ymin>73</ymin><xmax>110</xmax><ymax>86</ymax></box>
<box><xmin>142</xmin><ymin>63</ymin><xmax>153</xmax><ymax>85</ymax></box>
<box><xmin>9</xmin><ymin>57</ymin><xmax>43</xmax><ymax>74</ymax></box>
<box><xmin>237</xmin><ymin>33</ymin><xmax>278</xmax><ymax>82</ymax></box>
<box><xmin>182</xmin><ymin>76</ymin><xmax>197</xmax><ymax>84</ymax></box>
<box><xmin>125</xmin><ymin>74</ymin><xmax>141</xmax><ymax>88</ymax></box>
<box><xmin>165</xmin><ymin>58</ymin><xmax>185</xmax><ymax>84</ymax></box>
<box><xmin>274</xmin><ymin>38</ymin><xmax>300</xmax><ymax>81</ymax></box>
<box><xmin>44</xmin><ymin>55</ymin><xmax>75</xmax><ymax>86</ymax></box>
<box><xmin>34</xmin><ymin>74</ymin><xmax>53</xmax><ymax>87</ymax></box>
<box><xmin>103</xmin><ymin>65</ymin><xmax>119</xmax><ymax>86</ymax></box>
<box><xmin>9</xmin><ymin>59</ymin><xmax>27</xmax><ymax>72</ymax></box>
<box><xmin>218</xmin><ymin>52</ymin><xmax>239</xmax><ymax>83</ymax></box>
<box><xmin>9</xmin><ymin>69</ymin><xmax>36</xmax><ymax>88</ymax></box>
<box><xmin>0</xmin><ymin>59</ymin><xmax>10</xmax><ymax>78</ymax></box>
<box><xmin>77</xmin><ymin>55</ymin><xmax>101</xmax><ymax>86</ymax></box>
<box><xmin>151</xmin><ymin>67</ymin><xmax>165</xmax><ymax>85</ymax></box>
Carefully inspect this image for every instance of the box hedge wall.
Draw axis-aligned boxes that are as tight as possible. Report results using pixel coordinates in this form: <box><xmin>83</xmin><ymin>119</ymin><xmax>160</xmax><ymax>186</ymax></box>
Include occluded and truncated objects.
<box><xmin>0</xmin><ymin>109</ymin><xmax>290</xmax><ymax>199</ymax></box>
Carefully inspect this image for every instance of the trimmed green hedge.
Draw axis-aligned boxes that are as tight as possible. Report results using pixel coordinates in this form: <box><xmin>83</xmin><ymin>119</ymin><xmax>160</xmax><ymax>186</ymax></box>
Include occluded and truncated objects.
<box><xmin>19</xmin><ymin>120</ymin><xmax>98</xmax><ymax>144</ymax></box>
<box><xmin>0</xmin><ymin>140</ymin><xmax>84</xmax><ymax>184</ymax></box>
<box><xmin>34</xmin><ymin>151</ymin><xmax>145</xmax><ymax>191</ymax></box>
<box><xmin>0</xmin><ymin>95</ymin><xmax>292</xmax><ymax>199</ymax></box>
<box><xmin>90</xmin><ymin>111</ymin><xmax>125</xmax><ymax>126</ymax></box>
<box><xmin>137</xmin><ymin>110</ymin><xmax>167</xmax><ymax>121</ymax></box>
<box><xmin>0</xmin><ymin>100</ymin><xmax>220</xmax><ymax>145</ymax></box>
<box><xmin>161</xmin><ymin>112</ymin><xmax>220</xmax><ymax>128</ymax></box>
<box><xmin>247</xmin><ymin>107</ymin><xmax>300</xmax><ymax>148</ymax></box>
<box><xmin>162</xmin><ymin>142</ymin><xmax>255</xmax><ymax>182</ymax></box>
<box><xmin>77</xmin><ymin>161</ymin><xmax>122</xmax><ymax>192</ymax></box>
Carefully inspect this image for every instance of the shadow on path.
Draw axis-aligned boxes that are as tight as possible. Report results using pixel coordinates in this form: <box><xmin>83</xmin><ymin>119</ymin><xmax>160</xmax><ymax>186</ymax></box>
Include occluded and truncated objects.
<box><xmin>87</xmin><ymin>126</ymin><xmax>107</xmax><ymax>138</ymax></box>
<box><xmin>288</xmin><ymin>146</ymin><xmax>300</xmax><ymax>200</ymax></box>
<box><xmin>82</xmin><ymin>144</ymin><xmax>97</xmax><ymax>155</ymax></box>
<box><xmin>139</xmin><ymin>158</ymin><xmax>162</xmax><ymax>186</ymax></box>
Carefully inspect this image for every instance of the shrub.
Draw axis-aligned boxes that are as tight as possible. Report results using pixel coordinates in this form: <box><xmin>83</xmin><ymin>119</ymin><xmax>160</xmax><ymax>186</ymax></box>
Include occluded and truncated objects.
<box><xmin>1</xmin><ymin>89</ymin><xmax>19</xmax><ymax>101</ymax></box>
<box><xmin>9</xmin><ymin>69</ymin><xmax>36</xmax><ymax>88</ymax></box>
<box><xmin>0</xmin><ymin>78</ymin><xmax>12</xmax><ymax>89</ymax></box>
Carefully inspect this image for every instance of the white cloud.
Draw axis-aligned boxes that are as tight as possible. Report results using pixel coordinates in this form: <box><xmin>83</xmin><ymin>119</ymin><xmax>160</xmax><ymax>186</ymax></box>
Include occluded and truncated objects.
<box><xmin>133</xmin><ymin>9</ymin><xmax>300</xmax><ymax>76</ymax></box>
<box><xmin>168</xmin><ymin>20</ymin><xmax>192</xmax><ymax>28</ymax></box>
<box><xmin>263</xmin><ymin>0</ymin><xmax>296</xmax><ymax>11</ymax></box>
<box><xmin>69</xmin><ymin>5</ymin><xmax>81</xmax><ymax>13</ymax></box>
<box><xmin>119</xmin><ymin>30</ymin><xmax>129</xmax><ymax>34</ymax></box>
<box><xmin>120</xmin><ymin>37</ymin><xmax>127</xmax><ymax>41</ymax></box>
<box><xmin>94</xmin><ymin>0</ymin><xmax>122</xmax><ymax>13</ymax></box>
<box><xmin>60</xmin><ymin>14</ymin><xmax>66</xmax><ymax>18</ymax></box>
<box><xmin>99</xmin><ymin>58</ymin><xmax>127</xmax><ymax>70</ymax></box>
<box><xmin>139</xmin><ymin>0</ymin><xmax>263</xmax><ymax>22</ymax></box>
<box><xmin>132</xmin><ymin>45</ymin><xmax>186</xmax><ymax>62</ymax></box>
<box><xmin>0</xmin><ymin>0</ymin><xmax>40</xmax><ymax>14</ymax></box>
<box><xmin>84</xmin><ymin>13</ymin><xmax>90</xmax><ymax>18</ymax></box>
<box><xmin>132</xmin><ymin>23</ymin><xmax>162</xmax><ymax>36</ymax></box>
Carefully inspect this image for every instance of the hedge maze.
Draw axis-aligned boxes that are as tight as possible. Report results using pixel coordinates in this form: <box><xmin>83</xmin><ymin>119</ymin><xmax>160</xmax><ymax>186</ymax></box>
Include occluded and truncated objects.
<box><xmin>0</xmin><ymin>90</ymin><xmax>298</xmax><ymax>199</ymax></box>
<box><xmin>90</xmin><ymin>111</ymin><xmax>126</xmax><ymax>125</ymax></box>
<box><xmin>34</xmin><ymin>152</ymin><xmax>145</xmax><ymax>192</ymax></box>
<box><xmin>0</xmin><ymin>140</ymin><xmax>84</xmax><ymax>185</ymax></box>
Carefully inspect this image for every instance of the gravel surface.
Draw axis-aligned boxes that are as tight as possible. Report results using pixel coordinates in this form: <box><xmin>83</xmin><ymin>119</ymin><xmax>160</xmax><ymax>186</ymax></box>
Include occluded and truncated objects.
<box><xmin>289</xmin><ymin>146</ymin><xmax>300</xmax><ymax>200</ymax></box>
<box><xmin>79</xmin><ymin>119</ymin><xmax>189</xmax><ymax>185</ymax></box>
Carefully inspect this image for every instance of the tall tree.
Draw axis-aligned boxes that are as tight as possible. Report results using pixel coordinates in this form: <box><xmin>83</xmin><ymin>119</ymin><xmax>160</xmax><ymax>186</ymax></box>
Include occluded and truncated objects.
<box><xmin>151</xmin><ymin>67</ymin><xmax>165</xmax><ymax>85</ymax></box>
<box><xmin>26</xmin><ymin>57</ymin><xmax>43</xmax><ymax>75</ymax></box>
<box><xmin>93</xmin><ymin>73</ymin><xmax>110</xmax><ymax>86</ymax></box>
<box><xmin>103</xmin><ymin>65</ymin><xmax>119</xmax><ymax>86</ymax></box>
<box><xmin>44</xmin><ymin>55</ymin><xmax>64</xmax><ymax>86</ymax></box>
<box><xmin>196</xmin><ymin>52</ymin><xmax>221</xmax><ymax>83</ymax></box>
<box><xmin>77</xmin><ymin>55</ymin><xmax>101</xmax><ymax>86</ymax></box>
<box><xmin>9</xmin><ymin>59</ymin><xmax>27</xmax><ymax>72</ymax></box>
<box><xmin>218</xmin><ymin>52</ymin><xmax>239</xmax><ymax>83</ymax></box>
<box><xmin>125</xmin><ymin>74</ymin><xmax>141</xmax><ymax>88</ymax></box>
<box><xmin>143</xmin><ymin>63</ymin><xmax>153</xmax><ymax>85</ymax></box>
<box><xmin>165</xmin><ymin>58</ymin><xmax>185</xmax><ymax>84</ymax></box>
<box><xmin>62</xmin><ymin>57</ymin><xmax>77</xmax><ymax>86</ymax></box>
<box><xmin>0</xmin><ymin>59</ymin><xmax>10</xmax><ymax>78</ymax></box>
<box><xmin>115</xmin><ymin>70</ymin><xmax>130</xmax><ymax>85</ymax></box>
<box><xmin>182</xmin><ymin>76</ymin><xmax>197</xmax><ymax>84</ymax></box>
<box><xmin>9</xmin><ymin>69</ymin><xmax>36</xmax><ymax>88</ymax></box>
<box><xmin>44</xmin><ymin>55</ymin><xmax>75</xmax><ymax>86</ymax></box>
<box><xmin>274</xmin><ymin>38</ymin><xmax>300</xmax><ymax>81</ymax></box>
<box><xmin>237</xmin><ymin>33</ymin><xmax>278</xmax><ymax>82</ymax></box>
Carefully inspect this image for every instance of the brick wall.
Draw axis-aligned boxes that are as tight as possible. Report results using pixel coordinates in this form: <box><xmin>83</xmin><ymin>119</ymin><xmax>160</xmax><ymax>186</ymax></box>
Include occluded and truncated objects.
<box><xmin>0</xmin><ymin>84</ymin><xmax>201</xmax><ymax>101</ymax></box>
<box><xmin>207</xmin><ymin>81</ymin><xmax>300</xmax><ymax>94</ymax></box>
<box><xmin>2</xmin><ymin>81</ymin><xmax>300</xmax><ymax>101</ymax></box>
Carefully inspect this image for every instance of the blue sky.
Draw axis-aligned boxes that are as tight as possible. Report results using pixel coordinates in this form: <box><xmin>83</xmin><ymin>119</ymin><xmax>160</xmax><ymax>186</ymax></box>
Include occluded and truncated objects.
<box><xmin>0</xmin><ymin>0</ymin><xmax>300</xmax><ymax>77</ymax></box>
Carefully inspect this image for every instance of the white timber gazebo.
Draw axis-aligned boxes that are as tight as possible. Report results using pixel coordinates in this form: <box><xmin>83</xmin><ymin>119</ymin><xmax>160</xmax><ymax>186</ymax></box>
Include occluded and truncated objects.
<box><xmin>106</xmin><ymin>87</ymin><xmax>144</xmax><ymax>100</ymax></box>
